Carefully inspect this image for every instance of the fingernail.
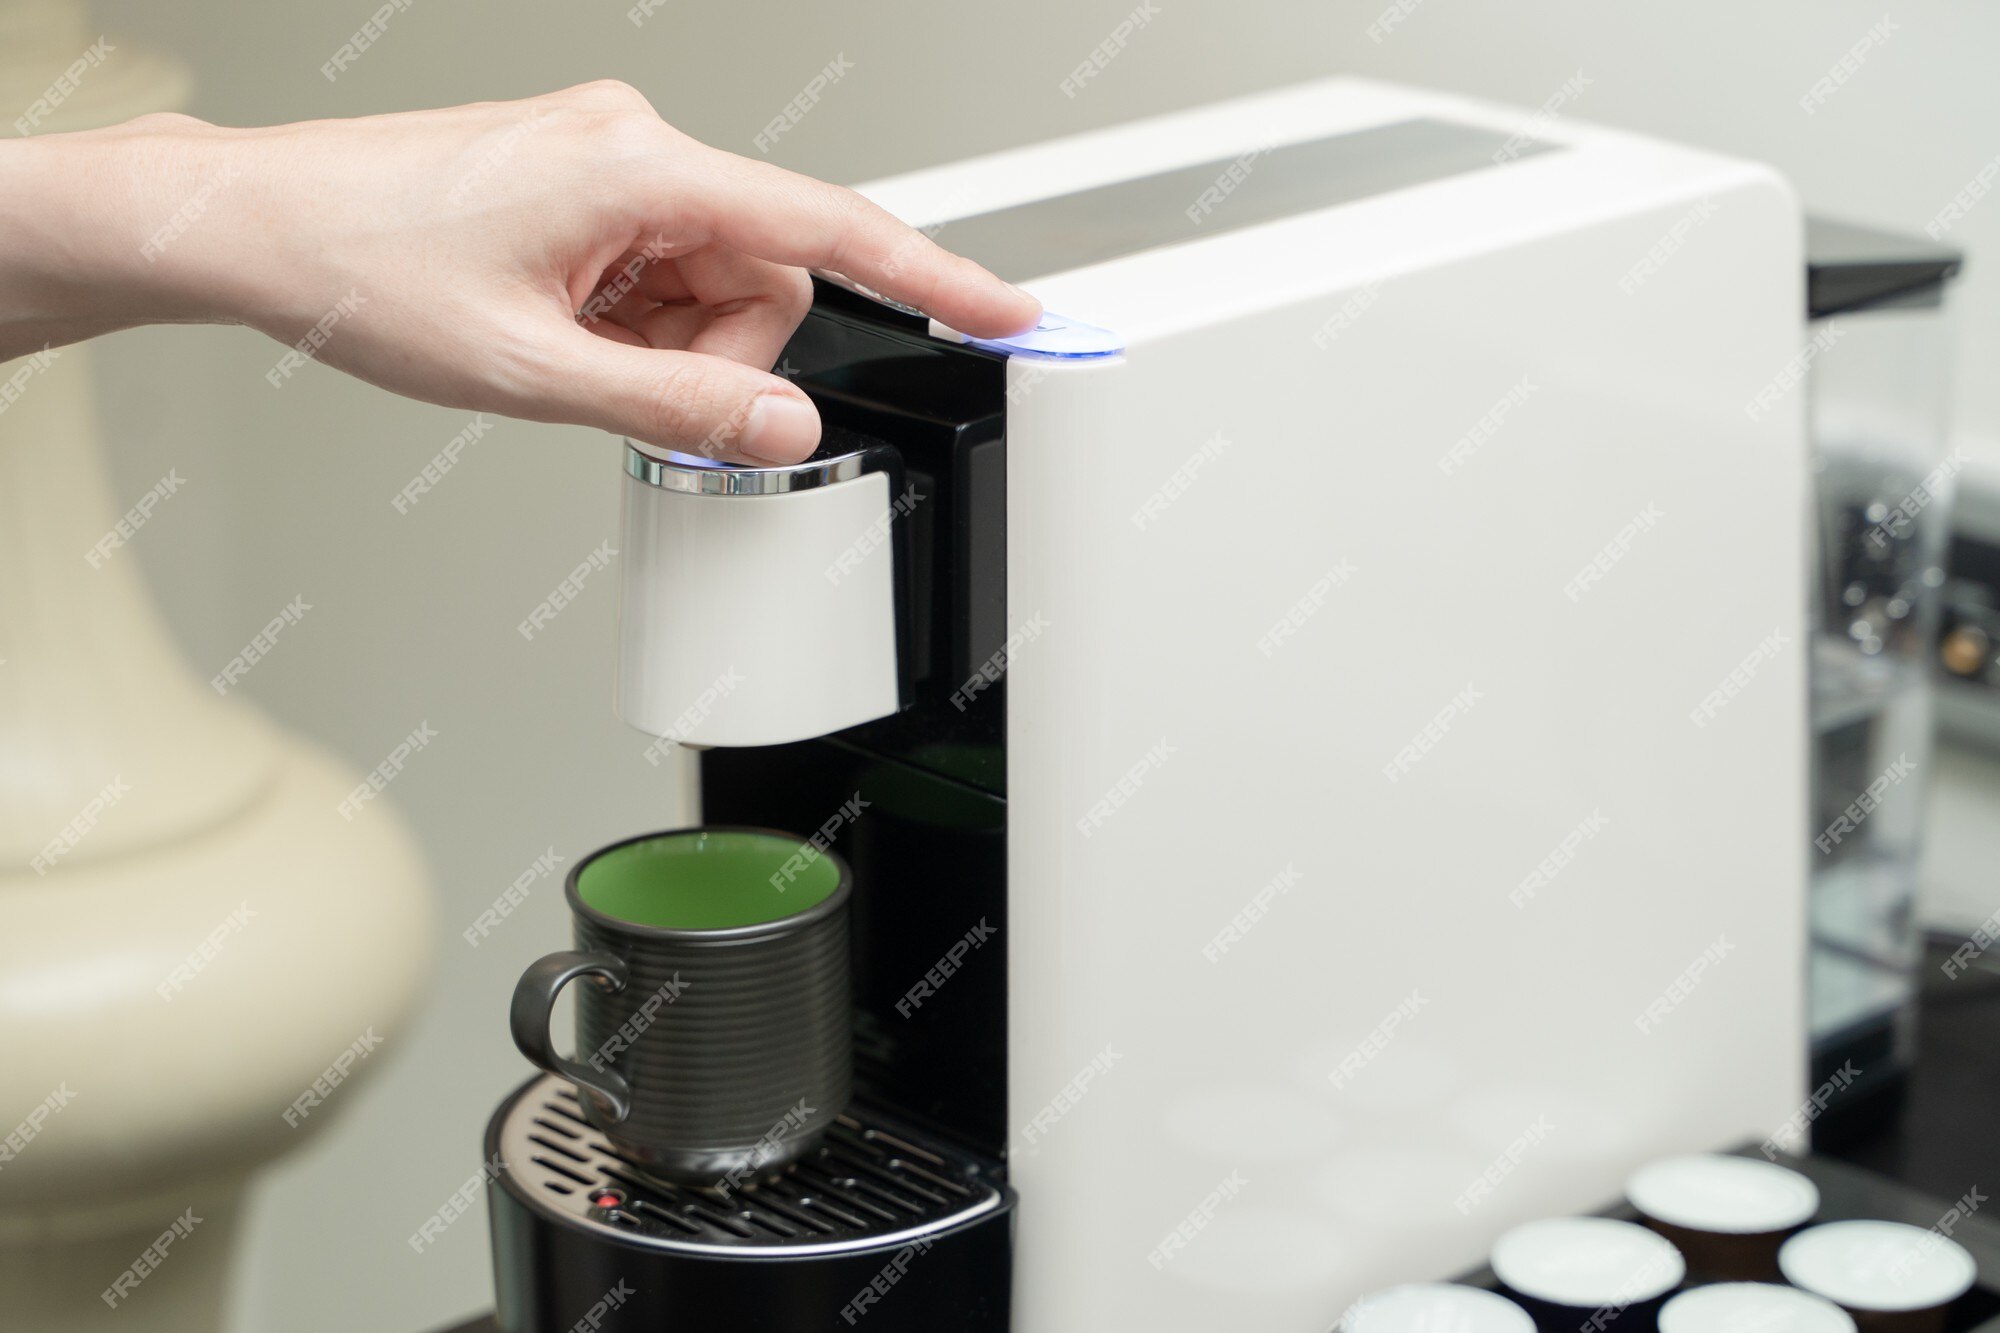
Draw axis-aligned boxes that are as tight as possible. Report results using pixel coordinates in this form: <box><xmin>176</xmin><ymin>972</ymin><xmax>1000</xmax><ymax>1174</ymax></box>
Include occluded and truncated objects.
<box><xmin>739</xmin><ymin>393</ymin><xmax>820</xmax><ymax>463</ymax></box>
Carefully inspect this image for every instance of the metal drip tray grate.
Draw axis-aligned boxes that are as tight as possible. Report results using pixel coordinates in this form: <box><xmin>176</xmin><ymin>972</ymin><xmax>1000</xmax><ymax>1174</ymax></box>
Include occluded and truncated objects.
<box><xmin>498</xmin><ymin>1075</ymin><xmax>1005</xmax><ymax>1257</ymax></box>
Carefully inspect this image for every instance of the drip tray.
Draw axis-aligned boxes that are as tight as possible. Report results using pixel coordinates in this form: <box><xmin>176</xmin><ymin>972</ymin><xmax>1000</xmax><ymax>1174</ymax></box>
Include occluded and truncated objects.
<box><xmin>497</xmin><ymin>1075</ymin><xmax>1006</xmax><ymax>1258</ymax></box>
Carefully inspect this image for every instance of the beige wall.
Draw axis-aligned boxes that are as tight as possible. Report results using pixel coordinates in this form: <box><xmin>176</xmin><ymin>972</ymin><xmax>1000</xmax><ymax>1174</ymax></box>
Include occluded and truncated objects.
<box><xmin>1329</xmin><ymin>0</ymin><xmax>2000</xmax><ymax>473</ymax></box>
<box><xmin>54</xmin><ymin>1</ymin><xmax>1996</xmax><ymax>1328</ymax></box>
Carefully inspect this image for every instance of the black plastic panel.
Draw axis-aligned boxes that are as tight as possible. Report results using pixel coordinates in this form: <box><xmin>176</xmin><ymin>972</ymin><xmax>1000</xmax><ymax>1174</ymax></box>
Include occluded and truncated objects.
<box><xmin>1807</xmin><ymin>216</ymin><xmax>1963</xmax><ymax>319</ymax></box>
<box><xmin>784</xmin><ymin>291</ymin><xmax>1011</xmax><ymax>796</ymax></box>
<box><xmin>693</xmin><ymin>286</ymin><xmax>1014</xmax><ymax>1183</ymax></box>
<box><xmin>702</xmin><ymin>741</ymin><xmax>1010</xmax><ymax>1163</ymax></box>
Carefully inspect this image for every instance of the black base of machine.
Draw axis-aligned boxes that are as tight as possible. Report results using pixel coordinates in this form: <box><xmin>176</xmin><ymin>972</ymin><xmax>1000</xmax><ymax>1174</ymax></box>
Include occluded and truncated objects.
<box><xmin>484</xmin><ymin>1076</ymin><xmax>1014</xmax><ymax>1331</ymax></box>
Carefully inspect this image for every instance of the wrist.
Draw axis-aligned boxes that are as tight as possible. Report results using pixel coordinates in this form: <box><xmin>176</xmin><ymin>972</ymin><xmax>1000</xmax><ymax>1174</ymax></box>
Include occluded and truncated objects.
<box><xmin>0</xmin><ymin>115</ymin><xmax>256</xmax><ymax>356</ymax></box>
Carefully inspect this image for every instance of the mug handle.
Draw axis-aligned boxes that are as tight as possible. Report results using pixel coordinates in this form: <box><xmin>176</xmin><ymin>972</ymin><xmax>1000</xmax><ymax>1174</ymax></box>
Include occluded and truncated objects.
<box><xmin>511</xmin><ymin>950</ymin><xmax>633</xmax><ymax>1122</ymax></box>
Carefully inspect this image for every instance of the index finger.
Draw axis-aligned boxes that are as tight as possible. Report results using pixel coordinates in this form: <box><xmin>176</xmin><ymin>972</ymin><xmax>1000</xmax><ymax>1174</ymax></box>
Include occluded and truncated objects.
<box><xmin>681</xmin><ymin>149</ymin><xmax>1042</xmax><ymax>340</ymax></box>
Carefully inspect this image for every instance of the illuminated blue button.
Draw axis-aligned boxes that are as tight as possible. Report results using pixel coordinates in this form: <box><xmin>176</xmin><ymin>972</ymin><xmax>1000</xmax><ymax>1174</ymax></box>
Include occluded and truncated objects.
<box><xmin>965</xmin><ymin>312</ymin><xmax>1124</xmax><ymax>360</ymax></box>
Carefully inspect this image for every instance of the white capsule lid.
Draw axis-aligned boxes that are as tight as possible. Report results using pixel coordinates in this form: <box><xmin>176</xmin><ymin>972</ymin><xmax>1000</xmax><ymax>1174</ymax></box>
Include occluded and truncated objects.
<box><xmin>1627</xmin><ymin>1155</ymin><xmax>1820</xmax><ymax>1234</ymax></box>
<box><xmin>1659</xmin><ymin>1282</ymin><xmax>1856</xmax><ymax>1333</ymax></box>
<box><xmin>1779</xmin><ymin>1220</ymin><xmax>1978</xmax><ymax>1312</ymax></box>
<box><xmin>1491</xmin><ymin>1217</ymin><xmax>1686</xmax><ymax>1307</ymax></box>
<box><xmin>1341</xmin><ymin>1283</ymin><xmax>1534</xmax><ymax>1333</ymax></box>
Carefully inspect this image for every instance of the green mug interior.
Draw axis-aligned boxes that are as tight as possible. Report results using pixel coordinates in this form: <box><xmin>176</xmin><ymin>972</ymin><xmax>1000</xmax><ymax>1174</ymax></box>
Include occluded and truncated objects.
<box><xmin>576</xmin><ymin>829</ymin><xmax>842</xmax><ymax>930</ymax></box>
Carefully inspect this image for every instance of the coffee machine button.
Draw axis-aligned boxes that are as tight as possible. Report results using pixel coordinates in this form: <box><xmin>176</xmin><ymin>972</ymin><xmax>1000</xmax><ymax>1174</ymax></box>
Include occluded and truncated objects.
<box><xmin>962</xmin><ymin>310</ymin><xmax>1123</xmax><ymax>359</ymax></box>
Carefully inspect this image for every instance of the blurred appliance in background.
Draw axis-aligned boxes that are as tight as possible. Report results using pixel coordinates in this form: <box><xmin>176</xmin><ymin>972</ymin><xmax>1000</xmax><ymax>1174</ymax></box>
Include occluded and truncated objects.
<box><xmin>1800</xmin><ymin>221</ymin><xmax>1964</xmax><ymax>1145</ymax></box>
<box><xmin>483</xmin><ymin>79</ymin><xmax>1813</xmax><ymax>1330</ymax></box>
<box><xmin>1920</xmin><ymin>471</ymin><xmax>2000</xmax><ymax>945</ymax></box>
<box><xmin>1935</xmin><ymin>476</ymin><xmax>2000</xmax><ymax>745</ymax></box>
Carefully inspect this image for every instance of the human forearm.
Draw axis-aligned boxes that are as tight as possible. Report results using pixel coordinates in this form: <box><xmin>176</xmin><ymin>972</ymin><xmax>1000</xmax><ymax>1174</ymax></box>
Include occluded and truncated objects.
<box><xmin>0</xmin><ymin>87</ymin><xmax>1038</xmax><ymax>463</ymax></box>
<box><xmin>3</xmin><ymin>115</ymin><xmax>266</xmax><ymax>358</ymax></box>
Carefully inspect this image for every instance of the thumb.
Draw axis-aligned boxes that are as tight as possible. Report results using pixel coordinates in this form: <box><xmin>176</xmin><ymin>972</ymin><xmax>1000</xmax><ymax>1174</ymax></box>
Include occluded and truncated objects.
<box><xmin>528</xmin><ymin>322</ymin><xmax>821</xmax><ymax>464</ymax></box>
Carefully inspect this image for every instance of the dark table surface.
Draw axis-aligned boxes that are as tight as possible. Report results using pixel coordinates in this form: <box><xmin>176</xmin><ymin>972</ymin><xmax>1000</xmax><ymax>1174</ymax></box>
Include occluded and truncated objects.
<box><xmin>430</xmin><ymin>947</ymin><xmax>2000</xmax><ymax>1333</ymax></box>
<box><xmin>1834</xmin><ymin>952</ymin><xmax>2000</xmax><ymax>1200</ymax></box>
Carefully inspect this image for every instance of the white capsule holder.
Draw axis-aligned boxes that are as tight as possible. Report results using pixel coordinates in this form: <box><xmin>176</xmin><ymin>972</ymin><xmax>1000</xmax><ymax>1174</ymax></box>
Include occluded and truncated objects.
<box><xmin>614</xmin><ymin>443</ymin><xmax>903</xmax><ymax>749</ymax></box>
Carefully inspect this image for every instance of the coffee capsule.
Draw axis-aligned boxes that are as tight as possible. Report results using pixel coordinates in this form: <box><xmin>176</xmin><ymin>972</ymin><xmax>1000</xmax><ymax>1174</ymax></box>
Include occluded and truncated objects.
<box><xmin>1341</xmin><ymin>1283</ymin><xmax>1534</xmax><ymax>1332</ymax></box>
<box><xmin>1491</xmin><ymin>1217</ymin><xmax>1686</xmax><ymax>1333</ymax></box>
<box><xmin>1627</xmin><ymin>1154</ymin><xmax>1819</xmax><ymax>1280</ymax></box>
<box><xmin>1778</xmin><ymin>1221</ymin><xmax>1977</xmax><ymax>1333</ymax></box>
<box><xmin>1659</xmin><ymin>1281</ymin><xmax>1855</xmax><ymax>1333</ymax></box>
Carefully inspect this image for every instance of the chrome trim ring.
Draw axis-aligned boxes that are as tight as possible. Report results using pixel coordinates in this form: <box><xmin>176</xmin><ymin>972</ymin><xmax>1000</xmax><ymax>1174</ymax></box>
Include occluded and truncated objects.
<box><xmin>624</xmin><ymin>441</ymin><xmax>870</xmax><ymax>496</ymax></box>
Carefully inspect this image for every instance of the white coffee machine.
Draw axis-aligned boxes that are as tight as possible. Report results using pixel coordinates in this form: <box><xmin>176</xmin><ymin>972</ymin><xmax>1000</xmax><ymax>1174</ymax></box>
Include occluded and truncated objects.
<box><xmin>489</xmin><ymin>76</ymin><xmax>1810</xmax><ymax>1331</ymax></box>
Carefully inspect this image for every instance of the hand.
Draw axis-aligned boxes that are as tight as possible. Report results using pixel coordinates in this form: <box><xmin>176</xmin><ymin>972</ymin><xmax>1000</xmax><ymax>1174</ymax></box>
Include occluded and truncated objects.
<box><xmin>0</xmin><ymin>82</ymin><xmax>1040</xmax><ymax>463</ymax></box>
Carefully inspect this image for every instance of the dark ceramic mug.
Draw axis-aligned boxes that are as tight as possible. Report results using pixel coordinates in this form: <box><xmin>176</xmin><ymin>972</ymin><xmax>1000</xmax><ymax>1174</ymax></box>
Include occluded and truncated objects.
<box><xmin>510</xmin><ymin>826</ymin><xmax>852</xmax><ymax>1188</ymax></box>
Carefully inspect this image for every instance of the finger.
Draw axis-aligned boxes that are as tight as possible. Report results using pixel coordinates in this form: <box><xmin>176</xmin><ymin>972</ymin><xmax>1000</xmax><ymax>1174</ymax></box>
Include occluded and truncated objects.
<box><xmin>579</xmin><ymin>276</ymin><xmax>691</xmax><ymax>348</ymax></box>
<box><xmin>585</xmin><ymin>316</ymin><xmax>651</xmax><ymax>349</ymax></box>
<box><xmin>675</xmin><ymin>149</ymin><xmax>1041</xmax><ymax>339</ymax></box>
<box><xmin>576</xmin><ymin>276</ymin><xmax>659</xmax><ymax>341</ymax></box>
<box><xmin>584</xmin><ymin>245</ymin><xmax>809</xmax><ymax>369</ymax></box>
<box><xmin>597</xmin><ymin>299</ymin><xmax>708</xmax><ymax>352</ymax></box>
<box><xmin>528</xmin><ymin>319</ymin><xmax>820</xmax><ymax>464</ymax></box>
<box><xmin>675</xmin><ymin>246</ymin><xmax>813</xmax><ymax>368</ymax></box>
